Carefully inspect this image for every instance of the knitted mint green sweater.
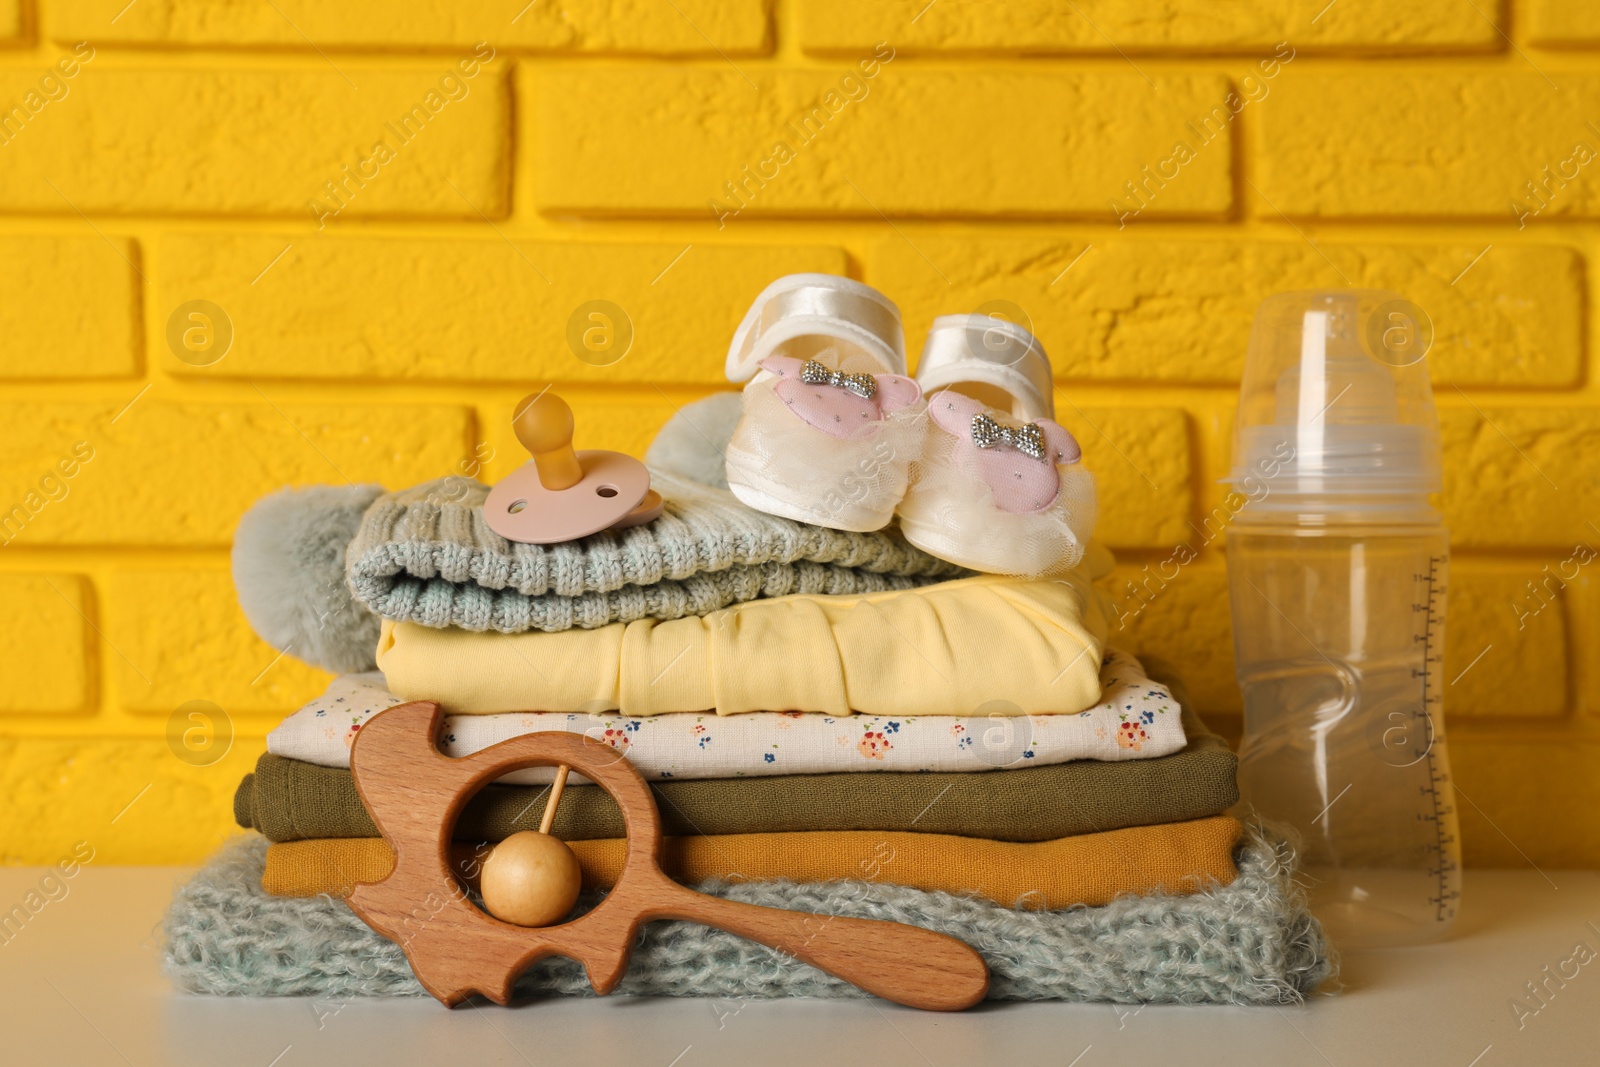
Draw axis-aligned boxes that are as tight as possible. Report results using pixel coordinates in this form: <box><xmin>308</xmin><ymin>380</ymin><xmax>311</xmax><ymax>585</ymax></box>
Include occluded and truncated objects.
<box><xmin>345</xmin><ymin>469</ymin><xmax>965</xmax><ymax>633</ymax></box>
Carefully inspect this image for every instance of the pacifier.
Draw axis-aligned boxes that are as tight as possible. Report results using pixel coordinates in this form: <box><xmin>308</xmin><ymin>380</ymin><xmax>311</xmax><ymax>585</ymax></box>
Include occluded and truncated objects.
<box><xmin>483</xmin><ymin>392</ymin><xmax>665</xmax><ymax>544</ymax></box>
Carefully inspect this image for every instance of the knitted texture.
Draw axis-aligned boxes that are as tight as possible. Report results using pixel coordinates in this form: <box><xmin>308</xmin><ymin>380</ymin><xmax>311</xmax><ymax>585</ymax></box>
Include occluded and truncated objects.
<box><xmin>163</xmin><ymin>831</ymin><xmax>1332</xmax><ymax>1004</ymax></box>
<box><xmin>346</xmin><ymin>470</ymin><xmax>965</xmax><ymax>633</ymax></box>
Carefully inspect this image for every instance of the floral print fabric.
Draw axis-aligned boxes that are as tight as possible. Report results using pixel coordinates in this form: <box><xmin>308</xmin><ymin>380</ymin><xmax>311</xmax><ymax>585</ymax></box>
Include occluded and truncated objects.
<box><xmin>266</xmin><ymin>648</ymin><xmax>1183</xmax><ymax>786</ymax></box>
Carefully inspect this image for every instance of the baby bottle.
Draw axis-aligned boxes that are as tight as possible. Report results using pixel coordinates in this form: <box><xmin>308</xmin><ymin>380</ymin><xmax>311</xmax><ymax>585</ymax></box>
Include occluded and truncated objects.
<box><xmin>1226</xmin><ymin>290</ymin><xmax>1461</xmax><ymax>948</ymax></box>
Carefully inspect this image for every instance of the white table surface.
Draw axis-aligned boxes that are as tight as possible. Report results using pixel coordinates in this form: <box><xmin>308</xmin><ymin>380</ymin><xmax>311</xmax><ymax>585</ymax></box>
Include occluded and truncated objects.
<box><xmin>0</xmin><ymin>865</ymin><xmax>1594</xmax><ymax>1067</ymax></box>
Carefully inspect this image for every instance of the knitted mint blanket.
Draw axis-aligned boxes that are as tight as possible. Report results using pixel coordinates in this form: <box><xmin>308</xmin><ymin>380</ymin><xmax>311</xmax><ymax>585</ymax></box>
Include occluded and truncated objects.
<box><xmin>346</xmin><ymin>470</ymin><xmax>965</xmax><ymax>633</ymax></box>
<box><xmin>163</xmin><ymin>832</ymin><xmax>1332</xmax><ymax>1004</ymax></box>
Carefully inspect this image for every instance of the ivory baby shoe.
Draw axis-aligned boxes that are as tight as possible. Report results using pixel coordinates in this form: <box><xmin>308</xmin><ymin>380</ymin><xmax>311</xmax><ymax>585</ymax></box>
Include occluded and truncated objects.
<box><xmin>723</xmin><ymin>274</ymin><xmax>926</xmax><ymax>531</ymax></box>
<box><xmin>896</xmin><ymin>315</ymin><xmax>1097</xmax><ymax>576</ymax></box>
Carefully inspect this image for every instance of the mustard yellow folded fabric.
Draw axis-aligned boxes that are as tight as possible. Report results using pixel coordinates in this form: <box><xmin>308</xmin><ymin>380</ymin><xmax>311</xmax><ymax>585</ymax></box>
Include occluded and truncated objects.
<box><xmin>260</xmin><ymin>816</ymin><xmax>1240</xmax><ymax>909</ymax></box>
<box><xmin>376</xmin><ymin>571</ymin><xmax>1110</xmax><ymax>716</ymax></box>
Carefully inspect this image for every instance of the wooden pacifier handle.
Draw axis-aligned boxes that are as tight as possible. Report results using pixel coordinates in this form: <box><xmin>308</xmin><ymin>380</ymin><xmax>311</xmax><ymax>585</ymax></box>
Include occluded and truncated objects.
<box><xmin>346</xmin><ymin>702</ymin><xmax>990</xmax><ymax>1011</ymax></box>
<box><xmin>512</xmin><ymin>392</ymin><xmax>584</xmax><ymax>491</ymax></box>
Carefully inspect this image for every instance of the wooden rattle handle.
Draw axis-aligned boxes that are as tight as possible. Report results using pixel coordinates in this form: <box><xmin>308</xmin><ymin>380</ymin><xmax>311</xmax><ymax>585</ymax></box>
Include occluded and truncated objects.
<box><xmin>644</xmin><ymin>881</ymin><xmax>990</xmax><ymax>1011</ymax></box>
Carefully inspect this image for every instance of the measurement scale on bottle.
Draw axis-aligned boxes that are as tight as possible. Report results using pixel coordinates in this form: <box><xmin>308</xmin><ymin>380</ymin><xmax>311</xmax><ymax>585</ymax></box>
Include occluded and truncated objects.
<box><xmin>1411</xmin><ymin>554</ymin><xmax>1461</xmax><ymax>924</ymax></box>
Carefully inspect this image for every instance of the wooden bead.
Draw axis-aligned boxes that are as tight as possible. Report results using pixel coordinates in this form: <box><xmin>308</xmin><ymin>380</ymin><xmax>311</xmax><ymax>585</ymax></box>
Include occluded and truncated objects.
<box><xmin>479</xmin><ymin>830</ymin><xmax>582</xmax><ymax>928</ymax></box>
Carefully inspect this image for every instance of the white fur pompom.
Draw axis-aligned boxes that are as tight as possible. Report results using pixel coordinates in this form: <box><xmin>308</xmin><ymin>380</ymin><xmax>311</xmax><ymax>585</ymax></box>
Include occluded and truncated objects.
<box><xmin>231</xmin><ymin>484</ymin><xmax>384</xmax><ymax>674</ymax></box>
<box><xmin>644</xmin><ymin>391</ymin><xmax>743</xmax><ymax>489</ymax></box>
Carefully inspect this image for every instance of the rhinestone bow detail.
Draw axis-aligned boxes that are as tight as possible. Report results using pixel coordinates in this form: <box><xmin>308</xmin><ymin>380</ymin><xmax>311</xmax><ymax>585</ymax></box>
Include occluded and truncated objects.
<box><xmin>971</xmin><ymin>412</ymin><xmax>1046</xmax><ymax>461</ymax></box>
<box><xmin>800</xmin><ymin>359</ymin><xmax>877</xmax><ymax>400</ymax></box>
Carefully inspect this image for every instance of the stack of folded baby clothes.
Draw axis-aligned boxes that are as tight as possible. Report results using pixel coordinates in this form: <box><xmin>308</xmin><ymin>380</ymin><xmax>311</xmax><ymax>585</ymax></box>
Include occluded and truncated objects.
<box><xmin>165</xmin><ymin>276</ymin><xmax>1330</xmax><ymax>1004</ymax></box>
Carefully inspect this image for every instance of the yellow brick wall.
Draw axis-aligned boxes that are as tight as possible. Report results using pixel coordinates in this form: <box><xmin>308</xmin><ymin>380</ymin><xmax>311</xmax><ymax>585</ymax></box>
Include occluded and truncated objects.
<box><xmin>0</xmin><ymin>0</ymin><xmax>1596</xmax><ymax>867</ymax></box>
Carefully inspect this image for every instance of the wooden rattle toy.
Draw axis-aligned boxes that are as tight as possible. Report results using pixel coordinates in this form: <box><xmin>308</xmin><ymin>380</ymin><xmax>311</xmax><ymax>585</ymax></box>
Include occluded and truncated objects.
<box><xmin>346</xmin><ymin>701</ymin><xmax>991</xmax><ymax>1011</ymax></box>
<box><xmin>479</xmin><ymin>765</ymin><xmax>579</xmax><ymax>927</ymax></box>
<box><xmin>483</xmin><ymin>391</ymin><xmax>664</xmax><ymax>544</ymax></box>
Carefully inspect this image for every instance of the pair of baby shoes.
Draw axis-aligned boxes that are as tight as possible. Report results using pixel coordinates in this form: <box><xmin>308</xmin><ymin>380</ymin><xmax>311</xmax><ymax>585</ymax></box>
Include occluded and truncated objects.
<box><xmin>723</xmin><ymin>273</ymin><xmax>1096</xmax><ymax>578</ymax></box>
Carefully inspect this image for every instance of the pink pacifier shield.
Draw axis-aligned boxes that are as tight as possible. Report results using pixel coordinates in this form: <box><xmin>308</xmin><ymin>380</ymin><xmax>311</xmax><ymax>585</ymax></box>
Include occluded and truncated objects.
<box><xmin>484</xmin><ymin>450</ymin><xmax>652</xmax><ymax>544</ymax></box>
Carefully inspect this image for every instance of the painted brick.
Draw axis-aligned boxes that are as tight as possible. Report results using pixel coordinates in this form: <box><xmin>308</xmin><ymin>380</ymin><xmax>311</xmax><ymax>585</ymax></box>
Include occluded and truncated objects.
<box><xmin>156</xmin><ymin>235</ymin><xmax>846</xmax><ymax>383</ymax></box>
<box><xmin>532</xmin><ymin>68</ymin><xmax>1233</xmax><ymax>218</ymax></box>
<box><xmin>0</xmin><ymin>400</ymin><xmax>472</xmax><ymax>546</ymax></box>
<box><xmin>1257</xmin><ymin>73</ymin><xmax>1600</xmax><ymax>218</ymax></box>
<box><xmin>0</xmin><ymin>1</ymin><xmax>19</xmax><ymax>41</ymax></box>
<box><xmin>50</xmin><ymin>0</ymin><xmax>770</xmax><ymax>53</ymax></box>
<box><xmin>1440</xmin><ymin>407</ymin><xmax>1600</xmax><ymax>549</ymax></box>
<box><xmin>1058</xmin><ymin>405</ymin><xmax>1191</xmax><ymax>549</ymax></box>
<box><xmin>0</xmin><ymin>67</ymin><xmax>508</xmax><ymax>216</ymax></box>
<box><xmin>0</xmin><ymin>574</ymin><xmax>92</xmax><ymax>715</ymax></box>
<box><xmin>1452</xmin><ymin>728</ymin><xmax>1600</xmax><ymax>867</ymax></box>
<box><xmin>105</xmin><ymin>570</ymin><xmax>330</xmax><ymax>716</ymax></box>
<box><xmin>0</xmin><ymin>736</ymin><xmax>264</xmax><ymax>864</ymax></box>
<box><xmin>0</xmin><ymin>235</ymin><xmax>141</xmax><ymax>379</ymax></box>
<box><xmin>1444</xmin><ymin>564</ymin><xmax>1568</xmax><ymax>718</ymax></box>
<box><xmin>1527</xmin><ymin>3</ymin><xmax>1600</xmax><ymax>46</ymax></box>
<box><xmin>874</xmin><ymin>238</ymin><xmax>1582</xmax><ymax>386</ymax></box>
<box><xmin>799</xmin><ymin>0</ymin><xmax>1494</xmax><ymax>53</ymax></box>
<box><xmin>1101</xmin><ymin>562</ymin><xmax>1239</xmax><ymax>716</ymax></box>
<box><xmin>1192</xmin><ymin>403</ymin><xmax>1240</xmax><ymax>516</ymax></box>
<box><xmin>1570</xmin><ymin>568</ymin><xmax>1600</xmax><ymax>719</ymax></box>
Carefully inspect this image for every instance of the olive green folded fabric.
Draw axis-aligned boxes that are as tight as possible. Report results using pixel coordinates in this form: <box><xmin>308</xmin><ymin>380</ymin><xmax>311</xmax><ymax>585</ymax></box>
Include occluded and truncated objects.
<box><xmin>235</xmin><ymin>707</ymin><xmax>1237</xmax><ymax>844</ymax></box>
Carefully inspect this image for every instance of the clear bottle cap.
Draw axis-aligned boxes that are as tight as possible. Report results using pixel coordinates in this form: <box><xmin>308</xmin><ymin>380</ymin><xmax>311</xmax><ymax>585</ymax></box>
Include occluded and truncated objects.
<box><xmin>1230</xmin><ymin>290</ymin><xmax>1441</xmax><ymax>509</ymax></box>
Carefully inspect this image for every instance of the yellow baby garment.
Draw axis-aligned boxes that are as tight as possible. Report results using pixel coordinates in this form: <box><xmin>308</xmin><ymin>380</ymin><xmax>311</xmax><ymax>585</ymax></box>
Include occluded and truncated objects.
<box><xmin>377</xmin><ymin>570</ymin><xmax>1109</xmax><ymax>716</ymax></box>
